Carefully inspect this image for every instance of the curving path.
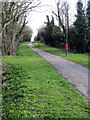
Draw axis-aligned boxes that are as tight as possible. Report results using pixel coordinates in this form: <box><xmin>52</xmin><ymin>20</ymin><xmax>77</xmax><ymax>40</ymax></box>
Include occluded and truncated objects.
<box><xmin>28</xmin><ymin>43</ymin><xmax>89</xmax><ymax>101</ymax></box>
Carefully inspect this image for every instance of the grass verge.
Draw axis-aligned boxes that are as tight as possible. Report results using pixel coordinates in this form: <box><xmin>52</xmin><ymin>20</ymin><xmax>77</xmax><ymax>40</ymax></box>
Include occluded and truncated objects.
<box><xmin>2</xmin><ymin>42</ymin><xmax>89</xmax><ymax>119</ymax></box>
<box><xmin>33</xmin><ymin>42</ymin><xmax>89</xmax><ymax>67</ymax></box>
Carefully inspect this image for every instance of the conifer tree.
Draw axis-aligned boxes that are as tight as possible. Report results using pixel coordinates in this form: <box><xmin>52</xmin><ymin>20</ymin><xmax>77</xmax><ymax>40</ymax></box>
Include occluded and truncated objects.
<box><xmin>74</xmin><ymin>0</ymin><xmax>86</xmax><ymax>53</ymax></box>
<box><xmin>87</xmin><ymin>0</ymin><xmax>90</xmax><ymax>52</ymax></box>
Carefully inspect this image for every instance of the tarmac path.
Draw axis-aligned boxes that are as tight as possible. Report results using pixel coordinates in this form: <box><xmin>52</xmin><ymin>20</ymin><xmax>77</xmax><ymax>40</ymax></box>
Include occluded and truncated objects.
<box><xmin>28</xmin><ymin>43</ymin><xmax>89</xmax><ymax>101</ymax></box>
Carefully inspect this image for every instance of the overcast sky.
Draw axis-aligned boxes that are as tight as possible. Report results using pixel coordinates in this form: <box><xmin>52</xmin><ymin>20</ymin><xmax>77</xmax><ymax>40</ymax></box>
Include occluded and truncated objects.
<box><xmin>27</xmin><ymin>0</ymin><xmax>87</xmax><ymax>40</ymax></box>
<box><xmin>0</xmin><ymin>0</ymin><xmax>87</xmax><ymax>38</ymax></box>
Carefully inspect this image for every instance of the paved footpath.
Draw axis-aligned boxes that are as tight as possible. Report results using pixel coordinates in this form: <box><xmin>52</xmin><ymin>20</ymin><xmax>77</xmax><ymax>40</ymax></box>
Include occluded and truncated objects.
<box><xmin>28</xmin><ymin>43</ymin><xmax>89</xmax><ymax>101</ymax></box>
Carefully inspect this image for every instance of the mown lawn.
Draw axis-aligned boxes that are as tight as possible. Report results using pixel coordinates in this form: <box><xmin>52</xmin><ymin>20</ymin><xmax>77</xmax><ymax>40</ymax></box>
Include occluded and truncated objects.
<box><xmin>33</xmin><ymin>42</ymin><xmax>89</xmax><ymax>68</ymax></box>
<box><xmin>2</xmin><ymin>42</ymin><xmax>89</xmax><ymax>119</ymax></box>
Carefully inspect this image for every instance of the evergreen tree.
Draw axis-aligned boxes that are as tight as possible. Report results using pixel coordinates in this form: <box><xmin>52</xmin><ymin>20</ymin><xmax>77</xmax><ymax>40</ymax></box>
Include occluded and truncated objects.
<box><xmin>44</xmin><ymin>15</ymin><xmax>56</xmax><ymax>46</ymax></box>
<box><xmin>74</xmin><ymin>0</ymin><xmax>86</xmax><ymax>53</ymax></box>
<box><xmin>44</xmin><ymin>15</ymin><xmax>64</xmax><ymax>47</ymax></box>
<box><xmin>87</xmin><ymin>0</ymin><xmax>90</xmax><ymax>27</ymax></box>
<box><xmin>87</xmin><ymin>0</ymin><xmax>90</xmax><ymax>52</ymax></box>
<box><xmin>36</xmin><ymin>15</ymin><xmax>64</xmax><ymax>48</ymax></box>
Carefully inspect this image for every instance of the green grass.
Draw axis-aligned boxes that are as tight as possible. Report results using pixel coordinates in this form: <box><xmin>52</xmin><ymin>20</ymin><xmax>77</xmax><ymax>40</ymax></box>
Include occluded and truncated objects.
<box><xmin>33</xmin><ymin>42</ymin><xmax>89</xmax><ymax>68</ymax></box>
<box><xmin>2</xmin><ymin>42</ymin><xmax>89</xmax><ymax>119</ymax></box>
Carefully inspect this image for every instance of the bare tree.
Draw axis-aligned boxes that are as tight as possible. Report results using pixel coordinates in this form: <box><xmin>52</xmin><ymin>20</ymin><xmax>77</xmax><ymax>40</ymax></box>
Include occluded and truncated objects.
<box><xmin>52</xmin><ymin>0</ymin><xmax>69</xmax><ymax>56</ymax></box>
<box><xmin>1</xmin><ymin>0</ymin><xmax>41</xmax><ymax>55</ymax></box>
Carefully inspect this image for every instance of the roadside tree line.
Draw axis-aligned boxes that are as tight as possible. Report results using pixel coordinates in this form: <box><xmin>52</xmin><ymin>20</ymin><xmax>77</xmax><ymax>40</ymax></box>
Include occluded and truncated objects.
<box><xmin>35</xmin><ymin>0</ymin><xmax>90</xmax><ymax>53</ymax></box>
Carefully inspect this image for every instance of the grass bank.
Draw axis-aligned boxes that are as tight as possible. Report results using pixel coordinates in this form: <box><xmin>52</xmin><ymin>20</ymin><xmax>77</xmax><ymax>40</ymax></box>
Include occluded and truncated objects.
<box><xmin>2</xmin><ymin>43</ymin><xmax>89</xmax><ymax>119</ymax></box>
<box><xmin>33</xmin><ymin>42</ymin><xmax>89</xmax><ymax>67</ymax></box>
